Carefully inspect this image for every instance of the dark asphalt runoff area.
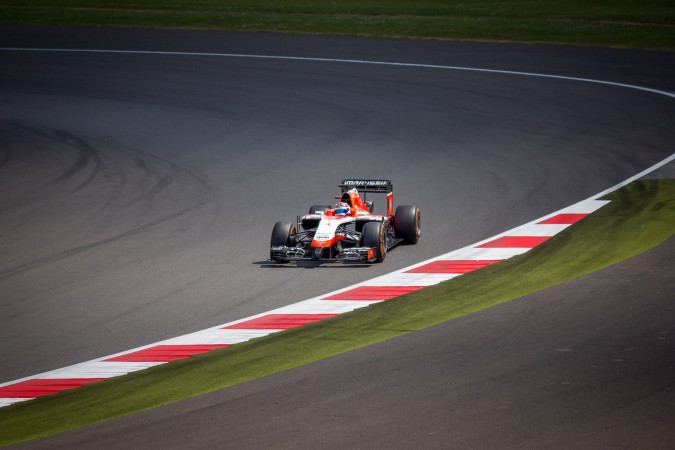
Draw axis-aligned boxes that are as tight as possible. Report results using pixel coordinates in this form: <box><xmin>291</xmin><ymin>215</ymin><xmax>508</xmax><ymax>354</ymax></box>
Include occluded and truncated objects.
<box><xmin>1</xmin><ymin>26</ymin><xmax>674</xmax><ymax>447</ymax></box>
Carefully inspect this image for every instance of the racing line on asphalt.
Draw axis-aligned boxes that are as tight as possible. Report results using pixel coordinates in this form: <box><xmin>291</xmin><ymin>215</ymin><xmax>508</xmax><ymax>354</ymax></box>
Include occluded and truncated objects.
<box><xmin>1</xmin><ymin>47</ymin><xmax>674</xmax><ymax>408</ymax></box>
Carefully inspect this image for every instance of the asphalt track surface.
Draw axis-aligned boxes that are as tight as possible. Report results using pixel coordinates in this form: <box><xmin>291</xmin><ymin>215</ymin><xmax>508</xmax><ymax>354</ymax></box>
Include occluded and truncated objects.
<box><xmin>1</xmin><ymin>26</ymin><xmax>674</xmax><ymax>447</ymax></box>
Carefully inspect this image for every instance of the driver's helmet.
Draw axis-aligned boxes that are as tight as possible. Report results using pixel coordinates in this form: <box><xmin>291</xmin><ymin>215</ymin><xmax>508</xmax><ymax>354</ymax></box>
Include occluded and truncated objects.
<box><xmin>334</xmin><ymin>202</ymin><xmax>350</xmax><ymax>216</ymax></box>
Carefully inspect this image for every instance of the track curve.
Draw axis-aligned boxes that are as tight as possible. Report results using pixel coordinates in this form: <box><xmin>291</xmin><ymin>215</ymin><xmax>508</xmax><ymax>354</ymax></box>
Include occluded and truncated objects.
<box><xmin>1</xmin><ymin>27</ymin><xmax>674</xmax><ymax>445</ymax></box>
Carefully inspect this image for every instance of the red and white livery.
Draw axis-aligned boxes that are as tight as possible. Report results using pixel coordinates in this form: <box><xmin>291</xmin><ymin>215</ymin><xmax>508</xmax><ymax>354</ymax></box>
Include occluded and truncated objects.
<box><xmin>270</xmin><ymin>179</ymin><xmax>420</xmax><ymax>263</ymax></box>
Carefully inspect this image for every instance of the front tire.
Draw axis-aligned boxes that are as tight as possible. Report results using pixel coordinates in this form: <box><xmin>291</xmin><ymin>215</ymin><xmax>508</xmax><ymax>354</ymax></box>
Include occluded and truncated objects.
<box><xmin>270</xmin><ymin>221</ymin><xmax>296</xmax><ymax>263</ymax></box>
<box><xmin>394</xmin><ymin>205</ymin><xmax>420</xmax><ymax>244</ymax></box>
<box><xmin>362</xmin><ymin>221</ymin><xmax>386</xmax><ymax>263</ymax></box>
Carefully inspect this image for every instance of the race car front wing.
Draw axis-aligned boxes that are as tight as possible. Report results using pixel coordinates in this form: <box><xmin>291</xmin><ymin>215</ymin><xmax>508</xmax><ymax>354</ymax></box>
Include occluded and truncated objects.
<box><xmin>270</xmin><ymin>245</ymin><xmax>377</xmax><ymax>263</ymax></box>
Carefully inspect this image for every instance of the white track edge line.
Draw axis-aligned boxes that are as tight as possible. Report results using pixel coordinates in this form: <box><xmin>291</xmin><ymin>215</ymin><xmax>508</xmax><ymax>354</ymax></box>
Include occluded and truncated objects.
<box><xmin>2</xmin><ymin>47</ymin><xmax>675</xmax><ymax>101</ymax></box>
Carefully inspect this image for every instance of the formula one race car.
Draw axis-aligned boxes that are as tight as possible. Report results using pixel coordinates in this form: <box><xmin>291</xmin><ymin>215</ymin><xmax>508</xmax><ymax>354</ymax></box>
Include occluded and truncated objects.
<box><xmin>270</xmin><ymin>179</ymin><xmax>420</xmax><ymax>263</ymax></box>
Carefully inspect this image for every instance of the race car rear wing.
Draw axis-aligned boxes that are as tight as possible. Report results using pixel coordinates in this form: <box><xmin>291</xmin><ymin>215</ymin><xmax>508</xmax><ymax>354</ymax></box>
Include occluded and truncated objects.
<box><xmin>339</xmin><ymin>179</ymin><xmax>394</xmax><ymax>216</ymax></box>
<box><xmin>339</xmin><ymin>179</ymin><xmax>392</xmax><ymax>194</ymax></box>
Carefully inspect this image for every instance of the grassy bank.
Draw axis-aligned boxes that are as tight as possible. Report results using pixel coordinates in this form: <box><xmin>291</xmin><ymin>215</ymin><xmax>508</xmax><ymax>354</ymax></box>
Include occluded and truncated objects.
<box><xmin>1</xmin><ymin>1</ymin><xmax>674</xmax><ymax>50</ymax></box>
<box><xmin>1</xmin><ymin>178</ymin><xmax>674</xmax><ymax>445</ymax></box>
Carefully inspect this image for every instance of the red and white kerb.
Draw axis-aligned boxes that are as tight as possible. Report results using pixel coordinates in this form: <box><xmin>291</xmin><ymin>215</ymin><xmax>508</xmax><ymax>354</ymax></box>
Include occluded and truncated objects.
<box><xmin>0</xmin><ymin>198</ymin><xmax>607</xmax><ymax>408</ymax></box>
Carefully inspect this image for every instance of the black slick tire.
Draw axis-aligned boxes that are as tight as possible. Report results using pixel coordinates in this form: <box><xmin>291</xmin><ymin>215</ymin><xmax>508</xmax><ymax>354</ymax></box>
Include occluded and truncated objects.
<box><xmin>270</xmin><ymin>221</ymin><xmax>296</xmax><ymax>263</ymax></box>
<box><xmin>394</xmin><ymin>205</ymin><xmax>420</xmax><ymax>244</ymax></box>
<box><xmin>362</xmin><ymin>221</ymin><xmax>386</xmax><ymax>263</ymax></box>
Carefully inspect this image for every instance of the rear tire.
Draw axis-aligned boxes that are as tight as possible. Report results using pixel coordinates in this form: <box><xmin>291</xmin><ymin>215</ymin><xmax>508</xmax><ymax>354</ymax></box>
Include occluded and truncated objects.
<box><xmin>271</xmin><ymin>221</ymin><xmax>296</xmax><ymax>263</ymax></box>
<box><xmin>362</xmin><ymin>221</ymin><xmax>386</xmax><ymax>262</ymax></box>
<box><xmin>394</xmin><ymin>205</ymin><xmax>420</xmax><ymax>244</ymax></box>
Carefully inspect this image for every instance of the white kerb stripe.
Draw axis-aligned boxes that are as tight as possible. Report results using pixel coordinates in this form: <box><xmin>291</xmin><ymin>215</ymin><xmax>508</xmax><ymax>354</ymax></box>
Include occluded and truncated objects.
<box><xmin>161</xmin><ymin>329</ymin><xmax>277</xmax><ymax>346</ymax></box>
<box><xmin>0</xmin><ymin>398</ymin><xmax>33</xmax><ymax>407</ymax></box>
<box><xmin>269</xmin><ymin>299</ymin><xmax>380</xmax><ymax>315</ymax></box>
<box><xmin>363</xmin><ymin>272</ymin><xmax>461</xmax><ymax>286</ymax></box>
<box><xmin>508</xmin><ymin>224</ymin><xmax>570</xmax><ymax>236</ymax></box>
<box><xmin>41</xmin><ymin>361</ymin><xmax>165</xmax><ymax>379</ymax></box>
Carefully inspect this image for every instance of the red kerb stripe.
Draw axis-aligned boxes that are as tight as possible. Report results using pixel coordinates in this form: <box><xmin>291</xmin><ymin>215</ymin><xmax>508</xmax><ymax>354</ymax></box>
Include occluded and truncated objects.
<box><xmin>104</xmin><ymin>344</ymin><xmax>229</xmax><ymax>362</ymax></box>
<box><xmin>477</xmin><ymin>236</ymin><xmax>550</xmax><ymax>248</ymax></box>
<box><xmin>322</xmin><ymin>286</ymin><xmax>424</xmax><ymax>301</ymax></box>
<box><xmin>406</xmin><ymin>260</ymin><xmax>500</xmax><ymax>274</ymax></box>
<box><xmin>224</xmin><ymin>314</ymin><xmax>337</xmax><ymax>330</ymax></box>
<box><xmin>538</xmin><ymin>213</ymin><xmax>588</xmax><ymax>224</ymax></box>
<box><xmin>0</xmin><ymin>378</ymin><xmax>105</xmax><ymax>398</ymax></box>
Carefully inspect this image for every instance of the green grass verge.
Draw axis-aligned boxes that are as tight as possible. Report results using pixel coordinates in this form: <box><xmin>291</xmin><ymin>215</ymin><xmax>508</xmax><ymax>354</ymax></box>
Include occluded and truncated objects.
<box><xmin>1</xmin><ymin>1</ymin><xmax>674</xmax><ymax>50</ymax></box>
<box><xmin>1</xmin><ymin>178</ymin><xmax>674</xmax><ymax>445</ymax></box>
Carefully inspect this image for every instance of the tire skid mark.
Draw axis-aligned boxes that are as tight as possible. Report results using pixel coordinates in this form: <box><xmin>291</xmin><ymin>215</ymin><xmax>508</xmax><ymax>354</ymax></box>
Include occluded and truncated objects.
<box><xmin>120</xmin><ymin>157</ymin><xmax>177</xmax><ymax>209</ymax></box>
<box><xmin>0</xmin><ymin>205</ymin><xmax>207</xmax><ymax>282</ymax></box>
<box><xmin>47</xmin><ymin>130</ymin><xmax>100</xmax><ymax>191</ymax></box>
<box><xmin>0</xmin><ymin>123</ymin><xmax>219</xmax><ymax>282</ymax></box>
